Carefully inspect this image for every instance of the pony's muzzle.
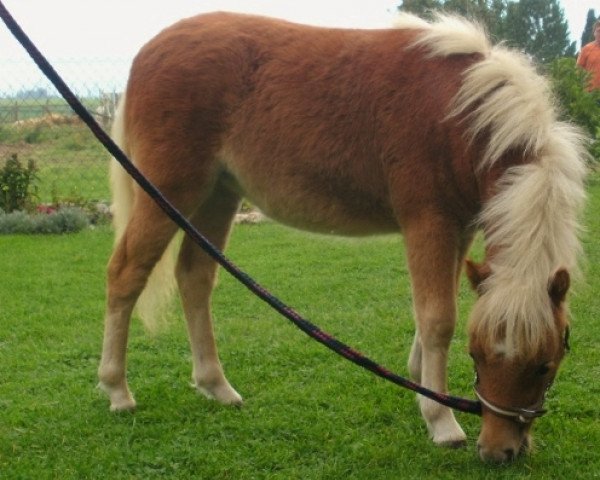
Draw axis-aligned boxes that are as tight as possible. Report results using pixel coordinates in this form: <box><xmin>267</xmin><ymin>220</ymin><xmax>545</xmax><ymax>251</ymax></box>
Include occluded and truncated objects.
<box><xmin>477</xmin><ymin>413</ymin><xmax>532</xmax><ymax>463</ymax></box>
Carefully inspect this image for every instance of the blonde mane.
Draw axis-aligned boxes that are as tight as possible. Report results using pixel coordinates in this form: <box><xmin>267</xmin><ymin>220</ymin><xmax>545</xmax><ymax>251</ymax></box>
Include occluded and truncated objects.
<box><xmin>397</xmin><ymin>13</ymin><xmax>588</xmax><ymax>356</ymax></box>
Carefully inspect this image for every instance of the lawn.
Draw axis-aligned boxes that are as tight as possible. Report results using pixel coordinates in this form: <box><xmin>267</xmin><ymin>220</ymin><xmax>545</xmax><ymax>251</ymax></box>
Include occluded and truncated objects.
<box><xmin>1</xmin><ymin>174</ymin><xmax>599</xmax><ymax>479</ymax></box>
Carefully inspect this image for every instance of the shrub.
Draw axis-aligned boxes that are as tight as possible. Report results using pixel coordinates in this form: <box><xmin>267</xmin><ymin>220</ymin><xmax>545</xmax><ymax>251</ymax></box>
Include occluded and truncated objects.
<box><xmin>35</xmin><ymin>207</ymin><xmax>90</xmax><ymax>234</ymax></box>
<box><xmin>0</xmin><ymin>154</ymin><xmax>39</xmax><ymax>213</ymax></box>
<box><xmin>49</xmin><ymin>192</ymin><xmax>112</xmax><ymax>226</ymax></box>
<box><xmin>0</xmin><ymin>125</ymin><xmax>21</xmax><ymax>143</ymax></box>
<box><xmin>0</xmin><ymin>210</ymin><xmax>34</xmax><ymax>234</ymax></box>
<box><xmin>548</xmin><ymin>58</ymin><xmax>600</xmax><ymax>162</ymax></box>
<box><xmin>24</xmin><ymin>125</ymin><xmax>44</xmax><ymax>144</ymax></box>
<box><xmin>0</xmin><ymin>207</ymin><xmax>89</xmax><ymax>234</ymax></box>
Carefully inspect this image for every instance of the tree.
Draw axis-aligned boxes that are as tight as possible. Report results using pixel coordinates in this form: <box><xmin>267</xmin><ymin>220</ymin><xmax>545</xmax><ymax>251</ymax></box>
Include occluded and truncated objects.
<box><xmin>502</xmin><ymin>0</ymin><xmax>575</xmax><ymax>62</ymax></box>
<box><xmin>548</xmin><ymin>57</ymin><xmax>600</xmax><ymax>162</ymax></box>
<box><xmin>397</xmin><ymin>0</ymin><xmax>575</xmax><ymax>62</ymax></box>
<box><xmin>581</xmin><ymin>9</ymin><xmax>597</xmax><ymax>48</ymax></box>
<box><xmin>399</xmin><ymin>0</ymin><xmax>508</xmax><ymax>39</ymax></box>
<box><xmin>16</xmin><ymin>88</ymin><xmax>48</xmax><ymax>100</ymax></box>
<box><xmin>398</xmin><ymin>0</ymin><xmax>443</xmax><ymax>19</ymax></box>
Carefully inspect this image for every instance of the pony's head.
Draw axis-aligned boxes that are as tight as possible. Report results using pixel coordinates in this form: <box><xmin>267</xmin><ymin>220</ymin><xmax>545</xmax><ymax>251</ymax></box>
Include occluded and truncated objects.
<box><xmin>465</xmin><ymin>260</ymin><xmax>571</xmax><ymax>463</ymax></box>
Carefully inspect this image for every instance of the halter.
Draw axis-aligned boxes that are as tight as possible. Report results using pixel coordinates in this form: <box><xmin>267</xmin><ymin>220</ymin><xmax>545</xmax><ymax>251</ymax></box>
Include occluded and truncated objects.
<box><xmin>474</xmin><ymin>387</ymin><xmax>548</xmax><ymax>424</ymax></box>
<box><xmin>473</xmin><ymin>368</ymin><xmax>551</xmax><ymax>424</ymax></box>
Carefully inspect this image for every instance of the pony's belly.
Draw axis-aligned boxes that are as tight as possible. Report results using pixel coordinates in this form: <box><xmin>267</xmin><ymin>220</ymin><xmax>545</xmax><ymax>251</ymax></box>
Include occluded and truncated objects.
<box><xmin>228</xmin><ymin>175</ymin><xmax>398</xmax><ymax>236</ymax></box>
<box><xmin>258</xmin><ymin>199</ymin><xmax>397</xmax><ymax>235</ymax></box>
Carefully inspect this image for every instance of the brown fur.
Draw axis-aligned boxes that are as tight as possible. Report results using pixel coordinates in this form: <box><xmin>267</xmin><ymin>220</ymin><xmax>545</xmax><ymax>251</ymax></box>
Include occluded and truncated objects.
<box><xmin>123</xmin><ymin>13</ymin><xmax>482</xmax><ymax>233</ymax></box>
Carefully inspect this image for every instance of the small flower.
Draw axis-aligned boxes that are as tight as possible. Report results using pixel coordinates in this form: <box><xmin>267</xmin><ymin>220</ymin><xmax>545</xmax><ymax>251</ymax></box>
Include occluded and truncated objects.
<box><xmin>36</xmin><ymin>204</ymin><xmax>57</xmax><ymax>215</ymax></box>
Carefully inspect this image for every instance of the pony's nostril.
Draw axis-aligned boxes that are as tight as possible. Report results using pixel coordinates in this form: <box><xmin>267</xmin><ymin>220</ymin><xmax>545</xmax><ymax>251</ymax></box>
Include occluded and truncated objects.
<box><xmin>504</xmin><ymin>448</ymin><xmax>516</xmax><ymax>462</ymax></box>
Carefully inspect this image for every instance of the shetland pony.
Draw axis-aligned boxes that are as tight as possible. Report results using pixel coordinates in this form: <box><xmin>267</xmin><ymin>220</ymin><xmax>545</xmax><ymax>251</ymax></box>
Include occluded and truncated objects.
<box><xmin>98</xmin><ymin>12</ymin><xmax>587</xmax><ymax>462</ymax></box>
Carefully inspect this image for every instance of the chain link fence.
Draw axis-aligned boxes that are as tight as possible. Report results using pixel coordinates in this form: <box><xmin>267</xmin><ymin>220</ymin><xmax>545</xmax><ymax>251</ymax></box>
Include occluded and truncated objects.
<box><xmin>0</xmin><ymin>58</ymin><xmax>130</xmax><ymax>208</ymax></box>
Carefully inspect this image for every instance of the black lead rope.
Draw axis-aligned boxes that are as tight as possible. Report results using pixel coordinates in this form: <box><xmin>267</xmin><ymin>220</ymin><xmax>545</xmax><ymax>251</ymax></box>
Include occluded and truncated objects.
<box><xmin>0</xmin><ymin>2</ymin><xmax>481</xmax><ymax>416</ymax></box>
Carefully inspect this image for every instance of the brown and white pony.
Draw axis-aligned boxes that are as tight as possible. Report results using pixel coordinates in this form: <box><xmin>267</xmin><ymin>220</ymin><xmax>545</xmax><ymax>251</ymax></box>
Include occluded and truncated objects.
<box><xmin>98</xmin><ymin>12</ymin><xmax>587</xmax><ymax>462</ymax></box>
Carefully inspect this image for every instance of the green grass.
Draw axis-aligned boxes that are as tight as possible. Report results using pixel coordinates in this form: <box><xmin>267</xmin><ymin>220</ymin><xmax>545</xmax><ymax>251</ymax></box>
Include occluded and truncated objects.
<box><xmin>1</xmin><ymin>175</ymin><xmax>600</xmax><ymax>478</ymax></box>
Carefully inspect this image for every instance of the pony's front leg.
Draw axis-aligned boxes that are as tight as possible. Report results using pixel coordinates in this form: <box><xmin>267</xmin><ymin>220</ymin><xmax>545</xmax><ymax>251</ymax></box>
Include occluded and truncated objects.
<box><xmin>404</xmin><ymin>215</ymin><xmax>466</xmax><ymax>447</ymax></box>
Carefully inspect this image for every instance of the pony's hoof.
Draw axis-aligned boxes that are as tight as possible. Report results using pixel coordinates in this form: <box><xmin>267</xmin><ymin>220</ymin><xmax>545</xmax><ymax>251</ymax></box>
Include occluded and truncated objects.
<box><xmin>109</xmin><ymin>397</ymin><xmax>137</xmax><ymax>412</ymax></box>
<box><xmin>438</xmin><ymin>438</ymin><xmax>468</xmax><ymax>449</ymax></box>
<box><xmin>430</xmin><ymin>423</ymin><xmax>467</xmax><ymax>448</ymax></box>
<box><xmin>98</xmin><ymin>382</ymin><xmax>137</xmax><ymax>412</ymax></box>
<box><xmin>194</xmin><ymin>381</ymin><xmax>243</xmax><ymax>406</ymax></box>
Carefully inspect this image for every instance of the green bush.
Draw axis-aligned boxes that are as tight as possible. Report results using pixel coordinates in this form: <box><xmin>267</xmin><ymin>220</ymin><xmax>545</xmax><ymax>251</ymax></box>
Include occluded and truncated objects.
<box><xmin>49</xmin><ymin>191</ymin><xmax>112</xmax><ymax>226</ymax></box>
<box><xmin>548</xmin><ymin>58</ymin><xmax>600</xmax><ymax>162</ymax></box>
<box><xmin>0</xmin><ymin>207</ymin><xmax>89</xmax><ymax>234</ymax></box>
<box><xmin>0</xmin><ymin>154</ymin><xmax>39</xmax><ymax>213</ymax></box>
<box><xmin>23</xmin><ymin>125</ymin><xmax>44</xmax><ymax>144</ymax></box>
<box><xmin>0</xmin><ymin>125</ymin><xmax>22</xmax><ymax>143</ymax></box>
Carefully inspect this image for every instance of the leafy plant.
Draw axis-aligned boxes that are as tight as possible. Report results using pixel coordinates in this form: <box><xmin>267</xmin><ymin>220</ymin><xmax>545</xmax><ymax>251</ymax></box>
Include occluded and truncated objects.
<box><xmin>0</xmin><ymin>154</ymin><xmax>39</xmax><ymax>213</ymax></box>
<box><xmin>23</xmin><ymin>125</ymin><xmax>44</xmax><ymax>144</ymax></box>
<box><xmin>549</xmin><ymin>58</ymin><xmax>600</xmax><ymax>133</ymax></box>
<box><xmin>50</xmin><ymin>191</ymin><xmax>112</xmax><ymax>225</ymax></box>
<box><xmin>0</xmin><ymin>207</ymin><xmax>89</xmax><ymax>234</ymax></box>
<box><xmin>548</xmin><ymin>57</ymin><xmax>600</xmax><ymax>163</ymax></box>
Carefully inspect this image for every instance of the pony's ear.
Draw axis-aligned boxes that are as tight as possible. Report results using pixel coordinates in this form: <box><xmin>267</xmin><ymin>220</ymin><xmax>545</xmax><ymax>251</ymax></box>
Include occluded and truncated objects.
<box><xmin>464</xmin><ymin>259</ymin><xmax>491</xmax><ymax>295</ymax></box>
<box><xmin>549</xmin><ymin>268</ymin><xmax>570</xmax><ymax>308</ymax></box>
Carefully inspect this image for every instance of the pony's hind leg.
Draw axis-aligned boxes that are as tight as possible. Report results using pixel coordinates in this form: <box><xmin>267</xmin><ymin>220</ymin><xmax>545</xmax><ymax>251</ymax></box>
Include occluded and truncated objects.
<box><xmin>403</xmin><ymin>214</ymin><xmax>467</xmax><ymax>447</ymax></box>
<box><xmin>98</xmin><ymin>194</ymin><xmax>181</xmax><ymax>411</ymax></box>
<box><xmin>175</xmin><ymin>185</ymin><xmax>243</xmax><ymax>405</ymax></box>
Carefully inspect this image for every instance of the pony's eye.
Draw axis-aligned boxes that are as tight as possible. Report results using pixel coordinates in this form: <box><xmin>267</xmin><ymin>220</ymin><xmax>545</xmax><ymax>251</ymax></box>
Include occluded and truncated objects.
<box><xmin>535</xmin><ymin>364</ymin><xmax>550</xmax><ymax>376</ymax></box>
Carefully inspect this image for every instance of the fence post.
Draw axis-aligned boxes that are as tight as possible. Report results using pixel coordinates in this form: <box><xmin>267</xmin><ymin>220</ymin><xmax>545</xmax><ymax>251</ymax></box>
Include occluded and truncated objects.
<box><xmin>11</xmin><ymin>101</ymin><xmax>19</xmax><ymax>122</ymax></box>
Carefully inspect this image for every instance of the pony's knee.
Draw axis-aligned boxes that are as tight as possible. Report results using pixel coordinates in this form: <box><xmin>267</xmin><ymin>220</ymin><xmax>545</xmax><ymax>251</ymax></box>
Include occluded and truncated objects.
<box><xmin>175</xmin><ymin>239</ymin><xmax>218</xmax><ymax>282</ymax></box>
<box><xmin>419</xmin><ymin>320</ymin><xmax>456</xmax><ymax>349</ymax></box>
<box><xmin>98</xmin><ymin>365</ymin><xmax>120</xmax><ymax>387</ymax></box>
<box><xmin>107</xmin><ymin>247</ymin><xmax>159</xmax><ymax>306</ymax></box>
<box><xmin>415</xmin><ymin>299</ymin><xmax>457</xmax><ymax>345</ymax></box>
<box><xmin>107</xmin><ymin>247</ymin><xmax>140</xmax><ymax>291</ymax></box>
<box><xmin>175</xmin><ymin>256</ymin><xmax>211</xmax><ymax>283</ymax></box>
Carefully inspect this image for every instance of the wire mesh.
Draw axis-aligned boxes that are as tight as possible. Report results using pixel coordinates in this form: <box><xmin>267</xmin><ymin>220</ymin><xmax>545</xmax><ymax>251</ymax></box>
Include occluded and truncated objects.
<box><xmin>0</xmin><ymin>58</ymin><xmax>129</xmax><ymax>205</ymax></box>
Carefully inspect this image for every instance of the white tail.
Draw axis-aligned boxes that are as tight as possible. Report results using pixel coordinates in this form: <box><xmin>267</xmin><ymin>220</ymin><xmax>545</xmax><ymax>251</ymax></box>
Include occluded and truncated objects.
<box><xmin>109</xmin><ymin>94</ymin><xmax>178</xmax><ymax>332</ymax></box>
